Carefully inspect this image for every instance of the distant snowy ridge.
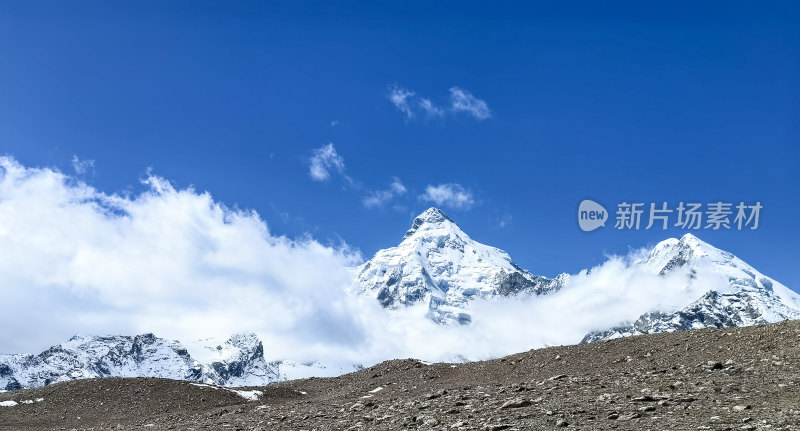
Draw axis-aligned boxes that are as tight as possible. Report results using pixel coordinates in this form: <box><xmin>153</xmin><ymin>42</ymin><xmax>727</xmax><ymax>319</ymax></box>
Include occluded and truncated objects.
<box><xmin>580</xmin><ymin>234</ymin><xmax>800</xmax><ymax>342</ymax></box>
<box><xmin>354</xmin><ymin>207</ymin><xmax>568</xmax><ymax>323</ymax></box>
<box><xmin>0</xmin><ymin>333</ymin><xmax>200</xmax><ymax>391</ymax></box>
<box><xmin>0</xmin><ymin>333</ymin><xmax>362</xmax><ymax>391</ymax></box>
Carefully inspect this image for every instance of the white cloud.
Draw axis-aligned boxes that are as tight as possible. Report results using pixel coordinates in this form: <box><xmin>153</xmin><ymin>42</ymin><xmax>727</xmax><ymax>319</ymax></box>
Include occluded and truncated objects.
<box><xmin>0</xmin><ymin>157</ymin><xmax>368</xmax><ymax>361</ymax></box>
<box><xmin>449</xmin><ymin>87</ymin><xmax>491</xmax><ymax>120</ymax></box>
<box><xmin>388</xmin><ymin>85</ymin><xmax>491</xmax><ymax>122</ymax></box>
<box><xmin>388</xmin><ymin>86</ymin><xmax>416</xmax><ymax>119</ymax></box>
<box><xmin>308</xmin><ymin>143</ymin><xmax>345</xmax><ymax>182</ymax></box>
<box><xmin>419</xmin><ymin>98</ymin><xmax>445</xmax><ymax>119</ymax></box>
<box><xmin>420</xmin><ymin>183</ymin><xmax>475</xmax><ymax>210</ymax></box>
<box><xmin>362</xmin><ymin>177</ymin><xmax>407</xmax><ymax>209</ymax></box>
<box><xmin>393</xmin><ymin>252</ymin><xmax>728</xmax><ymax>362</ymax></box>
<box><xmin>0</xmin><ymin>157</ymin><xmax>737</xmax><ymax>373</ymax></box>
<box><xmin>306</xmin><ymin>142</ymin><xmax>401</xmax><ymax>208</ymax></box>
<box><xmin>498</xmin><ymin>213</ymin><xmax>512</xmax><ymax>228</ymax></box>
<box><xmin>362</xmin><ymin>190</ymin><xmax>393</xmax><ymax>209</ymax></box>
<box><xmin>389</xmin><ymin>178</ymin><xmax>407</xmax><ymax>195</ymax></box>
<box><xmin>71</xmin><ymin>155</ymin><xmax>95</xmax><ymax>175</ymax></box>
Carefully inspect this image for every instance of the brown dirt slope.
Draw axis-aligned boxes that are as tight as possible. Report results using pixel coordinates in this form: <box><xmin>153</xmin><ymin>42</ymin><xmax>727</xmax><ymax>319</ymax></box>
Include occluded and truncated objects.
<box><xmin>1</xmin><ymin>319</ymin><xmax>799</xmax><ymax>430</ymax></box>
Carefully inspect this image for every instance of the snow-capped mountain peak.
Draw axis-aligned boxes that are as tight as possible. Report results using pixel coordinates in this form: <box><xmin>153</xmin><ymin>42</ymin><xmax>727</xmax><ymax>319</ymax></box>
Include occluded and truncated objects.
<box><xmin>355</xmin><ymin>207</ymin><xmax>564</xmax><ymax>322</ymax></box>
<box><xmin>403</xmin><ymin>207</ymin><xmax>460</xmax><ymax>239</ymax></box>
<box><xmin>638</xmin><ymin>233</ymin><xmax>799</xmax><ymax>303</ymax></box>
<box><xmin>639</xmin><ymin>233</ymin><xmax>733</xmax><ymax>275</ymax></box>
<box><xmin>200</xmin><ymin>333</ymin><xmax>279</xmax><ymax>387</ymax></box>
<box><xmin>582</xmin><ymin>233</ymin><xmax>800</xmax><ymax>343</ymax></box>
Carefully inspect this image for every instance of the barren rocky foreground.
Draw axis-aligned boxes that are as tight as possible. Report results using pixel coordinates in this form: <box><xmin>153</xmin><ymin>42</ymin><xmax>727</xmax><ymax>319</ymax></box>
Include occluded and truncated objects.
<box><xmin>2</xmin><ymin>320</ymin><xmax>799</xmax><ymax>431</ymax></box>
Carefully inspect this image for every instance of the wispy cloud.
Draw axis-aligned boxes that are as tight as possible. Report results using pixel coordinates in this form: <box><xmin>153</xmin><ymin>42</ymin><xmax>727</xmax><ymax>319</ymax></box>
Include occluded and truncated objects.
<box><xmin>308</xmin><ymin>143</ymin><xmax>345</xmax><ymax>182</ymax></box>
<box><xmin>387</xmin><ymin>85</ymin><xmax>491</xmax><ymax>122</ymax></box>
<box><xmin>388</xmin><ymin>86</ymin><xmax>416</xmax><ymax>120</ymax></box>
<box><xmin>498</xmin><ymin>213</ymin><xmax>512</xmax><ymax>228</ymax></box>
<box><xmin>306</xmin><ymin>144</ymin><xmax>405</xmax><ymax>208</ymax></box>
<box><xmin>419</xmin><ymin>98</ymin><xmax>445</xmax><ymax>119</ymax></box>
<box><xmin>362</xmin><ymin>190</ymin><xmax>393</xmax><ymax>209</ymax></box>
<box><xmin>363</xmin><ymin>178</ymin><xmax>407</xmax><ymax>209</ymax></box>
<box><xmin>449</xmin><ymin>87</ymin><xmax>492</xmax><ymax>120</ymax></box>
<box><xmin>390</xmin><ymin>178</ymin><xmax>407</xmax><ymax>195</ymax></box>
<box><xmin>71</xmin><ymin>155</ymin><xmax>95</xmax><ymax>175</ymax></box>
<box><xmin>420</xmin><ymin>183</ymin><xmax>475</xmax><ymax>210</ymax></box>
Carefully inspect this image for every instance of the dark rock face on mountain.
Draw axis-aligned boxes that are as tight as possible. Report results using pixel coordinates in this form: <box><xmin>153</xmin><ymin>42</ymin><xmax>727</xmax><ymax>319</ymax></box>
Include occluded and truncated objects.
<box><xmin>354</xmin><ymin>208</ymin><xmax>568</xmax><ymax>323</ymax></box>
<box><xmin>199</xmin><ymin>332</ymin><xmax>282</xmax><ymax>387</ymax></box>
<box><xmin>2</xmin><ymin>320</ymin><xmax>799</xmax><ymax>430</ymax></box>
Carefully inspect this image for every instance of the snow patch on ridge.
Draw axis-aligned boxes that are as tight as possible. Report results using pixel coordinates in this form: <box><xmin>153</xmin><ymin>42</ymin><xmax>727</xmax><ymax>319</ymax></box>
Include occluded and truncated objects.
<box><xmin>189</xmin><ymin>383</ymin><xmax>263</xmax><ymax>401</ymax></box>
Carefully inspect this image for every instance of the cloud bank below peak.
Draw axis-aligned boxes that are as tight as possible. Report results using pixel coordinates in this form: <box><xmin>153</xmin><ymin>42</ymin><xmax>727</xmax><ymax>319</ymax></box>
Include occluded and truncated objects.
<box><xmin>0</xmin><ymin>156</ymin><xmax>782</xmax><ymax>371</ymax></box>
<box><xmin>0</xmin><ymin>156</ymin><xmax>368</xmax><ymax>359</ymax></box>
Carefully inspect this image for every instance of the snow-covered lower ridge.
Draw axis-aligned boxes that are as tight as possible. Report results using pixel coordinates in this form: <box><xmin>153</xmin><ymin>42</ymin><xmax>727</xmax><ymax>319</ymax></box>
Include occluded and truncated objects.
<box><xmin>354</xmin><ymin>207</ymin><xmax>569</xmax><ymax>323</ymax></box>
<box><xmin>0</xmin><ymin>334</ymin><xmax>202</xmax><ymax>391</ymax></box>
<box><xmin>581</xmin><ymin>233</ymin><xmax>800</xmax><ymax>343</ymax></box>
<box><xmin>191</xmin><ymin>333</ymin><xmax>280</xmax><ymax>387</ymax></box>
<box><xmin>0</xmin><ymin>333</ymin><xmax>363</xmax><ymax>391</ymax></box>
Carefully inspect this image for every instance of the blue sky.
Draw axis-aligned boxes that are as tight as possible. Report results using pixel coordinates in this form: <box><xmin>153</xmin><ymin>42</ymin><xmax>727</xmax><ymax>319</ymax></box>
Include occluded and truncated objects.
<box><xmin>1</xmin><ymin>1</ymin><xmax>798</xmax><ymax>289</ymax></box>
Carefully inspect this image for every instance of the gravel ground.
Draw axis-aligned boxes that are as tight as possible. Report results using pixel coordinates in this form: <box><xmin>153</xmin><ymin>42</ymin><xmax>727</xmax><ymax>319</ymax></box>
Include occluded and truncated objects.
<box><xmin>2</xmin><ymin>319</ymin><xmax>799</xmax><ymax>430</ymax></box>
